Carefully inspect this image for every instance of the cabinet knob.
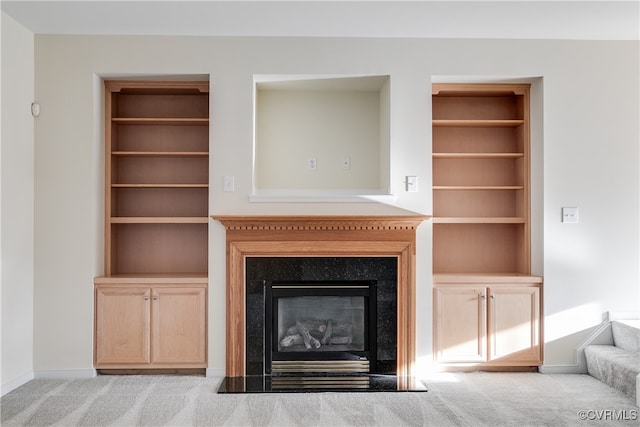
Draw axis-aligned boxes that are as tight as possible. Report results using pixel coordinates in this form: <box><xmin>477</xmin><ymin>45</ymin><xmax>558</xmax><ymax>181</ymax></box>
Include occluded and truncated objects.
<box><xmin>153</xmin><ymin>296</ymin><xmax>158</xmax><ymax>301</ymax></box>
<box><xmin>144</xmin><ymin>296</ymin><xmax>149</xmax><ymax>301</ymax></box>
<box><xmin>490</xmin><ymin>294</ymin><xmax>495</xmax><ymax>299</ymax></box>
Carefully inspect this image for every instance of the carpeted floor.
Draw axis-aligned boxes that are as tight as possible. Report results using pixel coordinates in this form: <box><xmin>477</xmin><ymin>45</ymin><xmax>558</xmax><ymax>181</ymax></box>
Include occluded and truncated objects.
<box><xmin>1</xmin><ymin>372</ymin><xmax>638</xmax><ymax>426</ymax></box>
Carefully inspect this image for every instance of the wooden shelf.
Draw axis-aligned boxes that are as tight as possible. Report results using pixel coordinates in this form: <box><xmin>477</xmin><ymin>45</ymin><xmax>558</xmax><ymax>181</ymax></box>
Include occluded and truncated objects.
<box><xmin>110</xmin><ymin>217</ymin><xmax>209</xmax><ymax>224</ymax></box>
<box><xmin>106</xmin><ymin>80</ymin><xmax>209</xmax><ymax>94</ymax></box>
<box><xmin>95</xmin><ymin>274</ymin><xmax>208</xmax><ymax>284</ymax></box>
<box><xmin>433</xmin><ymin>186</ymin><xmax>524</xmax><ymax>191</ymax></box>
<box><xmin>434</xmin><ymin>274</ymin><xmax>543</xmax><ymax>284</ymax></box>
<box><xmin>112</xmin><ymin>151</ymin><xmax>209</xmax><ymax>157</ymax></box>
<box><xmin>433</xmin><ymin>217</ymin><xmax>526</xmax><ymax>224</ymax></box>
<box><xmin>112</xmin><ymin>118</ymin><xmax>209</xmax><ymax>126</ymax></box>
<box><xmin>432</xmin><ymin>119</ymin><xmax>524</xmax><ymax>127</ymax></box>
<box><xmin>433</xmin><ymin>153</ymin><xmax>523</xmax><ymax>159</ymax></box>
<box><xmin>112</xmin><ymin>184</ymin><xmax>208</xmax><ymax>188</ymax></box>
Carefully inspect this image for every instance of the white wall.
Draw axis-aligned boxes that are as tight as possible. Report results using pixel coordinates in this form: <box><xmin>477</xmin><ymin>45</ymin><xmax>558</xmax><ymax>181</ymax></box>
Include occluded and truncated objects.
<box><xmin>1</xmin><ymin>11</ymin><xmax>35</xmax><ymax>394</ymax></box>
<box><xmin>29</xmin><ymin>35</ymin><xmax>639</xmax><ymax>375</ymax></box>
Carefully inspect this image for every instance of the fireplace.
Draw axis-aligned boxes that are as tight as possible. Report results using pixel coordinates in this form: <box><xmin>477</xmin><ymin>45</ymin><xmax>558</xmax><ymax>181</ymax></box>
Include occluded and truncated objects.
<box><xmin>266</xmin><ymin>280</ymin><xmax>377</xmax><ymax>374</ymax></box>
<box><xmin>213</xmin><ymin>215</ymin><xmax>428</xmax><ymax>388</ymax></box>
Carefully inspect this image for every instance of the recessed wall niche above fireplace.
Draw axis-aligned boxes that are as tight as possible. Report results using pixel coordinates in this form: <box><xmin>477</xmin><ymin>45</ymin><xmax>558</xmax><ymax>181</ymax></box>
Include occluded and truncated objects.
<box><xmin>213</xmin><ymin>215</ymin><xmax>429</xmax><ymax>380</ymax></box>
<box><xmin>253</xmin><ymin>75</ymin><xmax>392</xmax><ymax>201</ymax></box>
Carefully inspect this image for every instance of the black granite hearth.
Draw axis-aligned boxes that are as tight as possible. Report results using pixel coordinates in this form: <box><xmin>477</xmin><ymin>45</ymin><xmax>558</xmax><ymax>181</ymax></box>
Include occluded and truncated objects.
<box><xmin>217</xmin><ymin>375</ymin><xmax>428</xmax><ymax>393</ymax></box>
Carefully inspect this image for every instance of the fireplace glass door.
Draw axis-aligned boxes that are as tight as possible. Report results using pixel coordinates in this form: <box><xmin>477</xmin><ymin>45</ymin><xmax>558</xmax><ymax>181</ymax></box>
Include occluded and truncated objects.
<box><xmin>265</xmin><ymin>281</ymin><xmax>377</xmax><ymax>374</ymax></box>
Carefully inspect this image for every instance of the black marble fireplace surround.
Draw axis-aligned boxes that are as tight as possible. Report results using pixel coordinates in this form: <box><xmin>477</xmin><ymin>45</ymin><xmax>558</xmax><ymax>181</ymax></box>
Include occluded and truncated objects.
<box><xmin>218</xmin><ymin>255</ymin><xmax>428</xmax><ymax>393</ymax></box>
<box><xmin>246</xmin><ymin>257</ymin><xmax>398</xmax><ymax>376</ymax></box>
<box><xmin>217</xmin><ymin>256</ymin><xmax>427</xmax><ymax>393</ymax></box>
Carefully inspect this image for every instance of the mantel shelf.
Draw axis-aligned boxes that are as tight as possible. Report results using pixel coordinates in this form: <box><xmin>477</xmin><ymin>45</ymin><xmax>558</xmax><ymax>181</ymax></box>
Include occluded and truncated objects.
<box><xmin>213</xmin><ymin>215</ymin><xmax>430</xmax><ymax>232</ymax></box>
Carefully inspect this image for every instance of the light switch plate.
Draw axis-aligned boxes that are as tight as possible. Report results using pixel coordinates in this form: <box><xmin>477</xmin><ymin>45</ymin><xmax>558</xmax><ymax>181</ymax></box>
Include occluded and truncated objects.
<box><xmin>406</xmin><ymin>176</ymin><xmax>418</xmax><ymax>192</ymax></box>
<box><xmin>223</xmin><ymin>176</ymin><xmax>235</xmax><ymax>192</ymax></box>
<box><xmin>562</xmin><ymin>207</ymin><xmax>578</xmax><ymax>223</ymax></box>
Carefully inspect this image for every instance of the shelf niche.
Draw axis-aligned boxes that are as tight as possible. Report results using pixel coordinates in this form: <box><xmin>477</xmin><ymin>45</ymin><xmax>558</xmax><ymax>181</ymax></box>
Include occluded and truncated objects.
<box><xmin>104</xmin><ymin>80</ymin><xmax>210</xmax><ymax>276</ymax></box>
<box><xmin>432</xmin><ymin>83</ymin><xmax>531</xmax><ymax>276</ymax></box>
<box><xmin>253</xmin><ymin>75</ymin><xmax>391</xmax><ymax>200</ymax></box>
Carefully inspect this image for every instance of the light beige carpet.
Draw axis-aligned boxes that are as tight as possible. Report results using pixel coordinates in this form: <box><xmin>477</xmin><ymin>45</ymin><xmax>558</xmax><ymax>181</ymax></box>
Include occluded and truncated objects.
<box><xmin>2</xmin><ymin>372</ymin><xmax>638</xmax><ymax>426</ymax></box>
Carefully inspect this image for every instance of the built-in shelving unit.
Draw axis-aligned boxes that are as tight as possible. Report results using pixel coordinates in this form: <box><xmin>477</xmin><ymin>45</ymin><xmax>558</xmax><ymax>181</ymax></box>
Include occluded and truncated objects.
<box><xmin>432</xmin><ymin>83</ymin><xmax>542</xmax><ymax>369</ymax></box>
<box><xmin>94</xmin><ymin>80</ymin><xmax>209</xmax><ymax>370</ymax></box>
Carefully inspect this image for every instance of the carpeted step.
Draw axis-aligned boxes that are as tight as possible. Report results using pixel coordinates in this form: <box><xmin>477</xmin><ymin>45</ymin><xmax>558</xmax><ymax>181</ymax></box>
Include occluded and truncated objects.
<box><xmin>612</xmin><ymin>320</ymin><xmax>640</xmax><ymax>353</ymax></box>
<box><xmin>585</xmin><ymin>344</ymin><xmax>640</xmax><ymax>400</ymax></box>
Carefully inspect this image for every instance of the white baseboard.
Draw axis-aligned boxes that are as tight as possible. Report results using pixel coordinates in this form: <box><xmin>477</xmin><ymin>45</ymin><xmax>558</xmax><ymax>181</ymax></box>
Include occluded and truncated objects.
<box><xmin>206</xmin><ymin>368</ymin><xmax>225</xmax><ymax>378</ymax></box>
<box><xmin>1</xmin><ymin>369</ymin><xmax>34</xmax><ymax>396</ymax></box>
<box><xmin>35</xmin><ymin>369</ymin><xmax>96</xmax><ymax>379</ymax></box>
<box><xmin>607</xmin><ymin>311</ymin><xmax>640</xmax><ymax>321</ymax></box>
<box><xmin>538</xmin><ymin>364</ymin><xmax>584</xmax><ymax>374</ymax></box>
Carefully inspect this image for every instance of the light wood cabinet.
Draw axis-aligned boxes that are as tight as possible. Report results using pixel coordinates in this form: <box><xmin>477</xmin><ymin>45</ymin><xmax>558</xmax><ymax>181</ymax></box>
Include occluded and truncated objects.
<box><xmin>434</xmin><ymin>280</ymin><xmax>542</xmax><ymax>367</ymax></box>
<box><xmin>95</xmin><ymin>80</ymin><xmax>209</xmax><ymax>371</ymax></box>
<box><xmin>95</xmin><ymin>286</ymin><xmax>151</xmax><ymax>365</ymax></box>
<box><xmin>151</xmin><ymin>286</ymin><xmax>207</xmax><ymax>365</ymax></box>
<box><xmin>432</xmin><ymin>83</ymin><xmax>542</xmax><ymax>369</ymax></box>
<box><xmin>95</xmin><ymin>283</ymin><xmax>207</xmax><ymax>369</ymax></box>
<box><xmin>488</xmin><ymin>285</ymin><xmax>541</xmax><ymax>364</ymax></box>
<box><xmin>434</xmin><ymin>285</ymin><xmax>487</xmax><ymax>363</ymax></box>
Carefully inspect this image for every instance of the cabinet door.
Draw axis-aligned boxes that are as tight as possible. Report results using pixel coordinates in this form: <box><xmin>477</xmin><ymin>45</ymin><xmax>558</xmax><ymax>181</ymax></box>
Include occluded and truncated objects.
<box><xmin>488</xmin><ymin>286</ymin><xmax>541</xmax><ymax>364</ymax></box>
<box><xmin>95</xmin><ymin>287</ymin><xmax>151</xmax><ymax>366</ymax></box>
<box><xmin>434</xmin><ymin>286</ymin><xmax>487</xmax><ymax>363</ymax></box>
<box><xmin>151</xmin><ymin>286</ymin><xmax>206</xmax><ymax>366</ymax></box>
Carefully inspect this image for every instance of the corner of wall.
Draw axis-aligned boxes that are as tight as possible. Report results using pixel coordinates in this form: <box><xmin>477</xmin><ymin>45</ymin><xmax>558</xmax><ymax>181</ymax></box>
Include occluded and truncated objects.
<box><xmin>1</xmin><ymin>370</ymin><xmax>34</xmax><ymax>397</ymax></box>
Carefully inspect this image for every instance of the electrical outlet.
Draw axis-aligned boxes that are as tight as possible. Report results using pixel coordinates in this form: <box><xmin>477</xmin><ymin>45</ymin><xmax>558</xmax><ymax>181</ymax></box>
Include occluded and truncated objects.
<box><xmin>308</xmin><ymin>157</ymin><xmax>317</xmax><ymax>171</ymax></box>
<box><xmin>223</xmin><ymin>176</ymin><xmax>235</xmax><ymax>192</ymax></box>
<box><xmin>342</xmin><ymin>156</ymin><xmax>351</xmax><ymax>170</ymax></box>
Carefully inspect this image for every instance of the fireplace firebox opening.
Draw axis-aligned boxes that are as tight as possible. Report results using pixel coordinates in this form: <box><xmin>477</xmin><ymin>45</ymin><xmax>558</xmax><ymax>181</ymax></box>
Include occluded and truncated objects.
<box><xmin>265</xmin><ymin>280</ymin><xmax>377</xmax><ymax>375</ymax></box>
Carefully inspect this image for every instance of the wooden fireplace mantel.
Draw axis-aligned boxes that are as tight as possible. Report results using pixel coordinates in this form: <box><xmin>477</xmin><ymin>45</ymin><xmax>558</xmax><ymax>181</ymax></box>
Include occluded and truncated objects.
<box><xmin>212</xmin><ymin>215</ymin><xmax>429</xmax><ymax>377</ymax></box>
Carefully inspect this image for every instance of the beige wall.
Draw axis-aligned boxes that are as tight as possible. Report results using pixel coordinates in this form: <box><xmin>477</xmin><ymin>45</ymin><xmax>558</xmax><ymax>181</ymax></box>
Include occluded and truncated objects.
<box><xmin>255</xmin><ymin>88</ymin><xmax>383</xmax><ymax>192</ymax></box>
<box><xmin>1</xmin><ymin>11</ymin><xmax>35</xmax><ymax>393</ymax></box>
<box><xmin>19</xmin><ymin>35</ymin><xmax>640</xmax><ymax>377</ymax></box>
